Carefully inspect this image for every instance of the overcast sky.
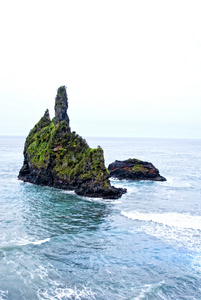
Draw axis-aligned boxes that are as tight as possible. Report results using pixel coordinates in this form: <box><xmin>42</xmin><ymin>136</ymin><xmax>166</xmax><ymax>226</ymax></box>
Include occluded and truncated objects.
<box><xmin>0</xmin><ymin>0</ymin><xmax>201</xmax><ymax>138</ymax></box>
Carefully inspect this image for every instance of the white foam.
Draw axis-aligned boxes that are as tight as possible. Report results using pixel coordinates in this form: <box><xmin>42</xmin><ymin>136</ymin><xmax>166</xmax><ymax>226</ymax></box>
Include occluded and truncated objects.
<box><xmin>122</xmin><ymin>210</ymin><xmax>201</xmax><ymax>252</ymax></box>
<box><xmin>37</xmin><ymin>285</ymin><xmax>96</xmax><ymax>300</ymax></box>
<box><xmin>0</xmin><ymin>237</ymin><xmax>50</xmax><ymax>249</ymax></box>
<box><xmin>134</xmin><ymin>281</ymin><xmax>165</xmax><ymax>300</ymax></box>
<box><xmin>77</xmin><ymin>195</ymin><xmax>106</xmax><ymax>202</ymax></box>
<box><xmin>121</xmin><ymin>211</ymin><xmax>201</xmax><ymax>230</ymax></box>
<box><xmin>61</xmin><ymin>190</ymin><xmax>75</xmax><ymax>195</ymax></box>
<box><xmin>77</xmin><ymin>194</ymin><xmax>119</xmax><ymax>203</ymax></box>
<box><xmin>19</xmin><ymin>238</ymin><xmax>50</xmax><ymax>246</ymax></box>
<box><xmin>0</xmin><ymin>290</ymin><xmax>8</xmax><ymax>300</ymax></box>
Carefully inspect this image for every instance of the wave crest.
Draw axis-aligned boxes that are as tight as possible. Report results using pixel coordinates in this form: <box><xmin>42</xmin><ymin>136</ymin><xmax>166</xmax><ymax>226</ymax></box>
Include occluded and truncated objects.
<box><xmin>121</xmin><ymin>211</ymin><xmax>201</xmax><ymax>230</ymax></box>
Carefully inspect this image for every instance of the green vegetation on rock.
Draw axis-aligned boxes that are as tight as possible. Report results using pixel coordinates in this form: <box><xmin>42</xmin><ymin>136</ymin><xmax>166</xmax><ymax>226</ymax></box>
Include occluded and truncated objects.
<box><xmin>56</xmin><ymin>86</ymin><xmax>66</xmax><ymax>98</ymax></box>
<box><xmin>132</xmin><ymin>164</ymin><xmax>147</xmax><ymax>173</ymax></box>
<box><xmin>24</xmin><ymin>118</ymin><xmax>109</xmax><ymax>186</ymax></box>
<box><xmin>18</xmin><ymin>86</ymin><xmax>125</xmax><ymax>198</ymax></box>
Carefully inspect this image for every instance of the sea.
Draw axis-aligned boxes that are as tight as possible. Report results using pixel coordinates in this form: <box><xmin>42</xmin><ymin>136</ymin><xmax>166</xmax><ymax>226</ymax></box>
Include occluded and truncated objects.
<box><xmin>0</xmin><ymin>136</ymin><xmax>201</xmax><ymax>300</ymax></box>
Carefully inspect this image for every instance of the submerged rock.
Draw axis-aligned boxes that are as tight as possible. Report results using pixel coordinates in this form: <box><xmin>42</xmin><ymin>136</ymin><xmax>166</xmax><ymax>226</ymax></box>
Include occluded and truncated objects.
<box><xmin>108</xmin><ymin>159</ymin><xmax>166</xmax><ymax>181</ymax></box>
<box><xmin>18</xmin><ymin>86</ymin><xmax>126</xmax><ymax>199</ymax></box>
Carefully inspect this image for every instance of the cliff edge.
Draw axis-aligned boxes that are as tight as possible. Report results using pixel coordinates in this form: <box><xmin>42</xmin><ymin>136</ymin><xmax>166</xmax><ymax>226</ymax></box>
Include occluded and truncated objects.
<box><xmin>18</xmin><ymin>86</ymin><xmax>126</xmax><ymax>199</ymax></box>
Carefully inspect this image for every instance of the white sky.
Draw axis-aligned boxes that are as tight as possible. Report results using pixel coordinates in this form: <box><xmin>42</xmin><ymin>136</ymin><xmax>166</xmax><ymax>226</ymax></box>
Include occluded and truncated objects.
<box><xmin>0</xmin><ymin>0</ymin><xmax>201</xmax><ymax>138</ymax></box>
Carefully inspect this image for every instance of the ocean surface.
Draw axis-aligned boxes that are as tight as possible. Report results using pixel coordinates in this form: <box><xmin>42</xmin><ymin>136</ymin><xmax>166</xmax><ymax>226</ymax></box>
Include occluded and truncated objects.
<box><xmin>1</xmin><ymin>136</ymin><xmax>201</xmax><ymax>300</ymax></box>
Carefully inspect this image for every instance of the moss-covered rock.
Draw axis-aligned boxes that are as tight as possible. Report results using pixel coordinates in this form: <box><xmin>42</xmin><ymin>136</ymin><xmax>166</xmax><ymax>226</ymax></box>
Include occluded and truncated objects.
<box><xmin>108</xmin><ymin>159</ymin><xmax>166</xmax><ymax>181</ymax></box>
<box><xmin>18</xmin><ymin>86</ymin><xmax>126</xmax><ymax>199</ymax></box>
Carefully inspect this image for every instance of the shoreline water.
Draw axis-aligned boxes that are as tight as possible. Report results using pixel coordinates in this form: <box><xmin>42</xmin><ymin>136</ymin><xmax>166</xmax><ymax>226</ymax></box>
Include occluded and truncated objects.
<box><xmin>1</xmin><ymin>136</ymin><xmax>201</xmax><ymax>299</ymax></box>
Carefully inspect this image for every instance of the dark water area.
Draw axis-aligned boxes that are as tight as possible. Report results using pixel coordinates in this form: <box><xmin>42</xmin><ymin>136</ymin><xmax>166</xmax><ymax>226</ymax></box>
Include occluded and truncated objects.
<box><xmin>1</xmin><ymin>136</ymin><xmax>201</xmax><ymax>299</ymax></box>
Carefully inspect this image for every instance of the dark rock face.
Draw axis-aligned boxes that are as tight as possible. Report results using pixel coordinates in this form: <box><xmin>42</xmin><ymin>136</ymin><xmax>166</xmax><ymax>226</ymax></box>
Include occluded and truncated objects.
<box><xmin>108</xmin><ymin>159</ymin><xmax>166</xmax><ymax>181</ymax></box>
<box><xmin>18</xmin><ymin>86</ymin><xmax>126</xmax><ymax>199</ymax></box>
<box><xmin>55</xmin><ymin>86</ymin><xmax>69</xmax><ymax>125</ymax></box>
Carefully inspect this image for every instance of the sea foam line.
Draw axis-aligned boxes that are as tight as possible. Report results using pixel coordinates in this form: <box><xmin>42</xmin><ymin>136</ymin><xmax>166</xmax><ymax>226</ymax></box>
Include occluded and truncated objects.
<box><xmin>121</xmin><ymin>211</ymin><xmax>201</xmax><ymax>230</ymax></box>
<box><xmin>19</xmin><ymin>238</ymin><xmax>50</xmax><ymax>246</ymax></box>
<box><xmin>37</xmin><ymin>285</ymin><xmax>96</xmax><ymax>300</ymax></box>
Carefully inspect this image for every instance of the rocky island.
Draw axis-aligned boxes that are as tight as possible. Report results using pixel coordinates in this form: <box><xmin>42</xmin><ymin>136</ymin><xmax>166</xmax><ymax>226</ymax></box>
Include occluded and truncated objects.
<box><xmin>18</xmin><ymin>86</ymin><xmax>126</xmax><ymax>199</ymax></box>
<box><xmin>108</xmin><ymin>159</ymin><xmax>166</xmax><ymax>181</ymax></box>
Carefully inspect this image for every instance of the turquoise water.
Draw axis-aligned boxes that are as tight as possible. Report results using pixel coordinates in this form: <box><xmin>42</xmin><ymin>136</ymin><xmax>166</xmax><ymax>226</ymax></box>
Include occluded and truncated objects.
<box><xmin>1</xmin><ymin>136</ymin><xmax>201</xmax><ymax>299</ymax></box>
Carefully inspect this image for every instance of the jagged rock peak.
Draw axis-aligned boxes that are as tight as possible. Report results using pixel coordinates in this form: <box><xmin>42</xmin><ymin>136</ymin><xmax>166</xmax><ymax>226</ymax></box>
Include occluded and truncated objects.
<box><xmin>34</xmin><ymin>109</ymin><xmax>51</xmax><ymax>132</ymax></box>
<box><xmin>44</xmin><ymin>109</ymin><xmax>50</xmax><ymax>121</ymax></box>
<box><xmin>54</xmin><ymin>86</ymin><xmax>70</xmax><ymax>125</ymax></box>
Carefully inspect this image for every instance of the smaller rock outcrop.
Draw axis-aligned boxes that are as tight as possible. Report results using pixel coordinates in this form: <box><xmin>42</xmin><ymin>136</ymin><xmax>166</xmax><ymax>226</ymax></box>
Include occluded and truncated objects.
<box><xmin>108</xmin><ymin>159</ymin><xmax>166</xmax><ymax>181</ymax></box>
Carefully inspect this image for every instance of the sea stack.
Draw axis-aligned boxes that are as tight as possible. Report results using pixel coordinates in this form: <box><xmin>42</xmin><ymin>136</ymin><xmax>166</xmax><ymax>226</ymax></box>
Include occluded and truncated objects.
<box><xmin>18</xmin><ymin>86</ymin><xmax>126</xmax><ymax>199</ymax></box>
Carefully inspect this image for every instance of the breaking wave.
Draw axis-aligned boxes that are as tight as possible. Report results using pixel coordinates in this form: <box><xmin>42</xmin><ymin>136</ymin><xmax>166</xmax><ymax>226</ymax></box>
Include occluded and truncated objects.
<box><xmin>121</xmin><ymin>211</ymin><xmax>201</xmax><ymax>252</ymax></box>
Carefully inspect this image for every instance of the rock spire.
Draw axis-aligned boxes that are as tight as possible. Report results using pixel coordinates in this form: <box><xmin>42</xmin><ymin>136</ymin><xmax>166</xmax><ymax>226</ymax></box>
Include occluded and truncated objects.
<box><xmin>54</xmin><ymin>86</ymin><xmax>69</xmax><ymax>125</ymax></box>
<box><xmin>18</xmin><ymin>86</ymin><xmax>126</xmax><ymax>199</ymax></box>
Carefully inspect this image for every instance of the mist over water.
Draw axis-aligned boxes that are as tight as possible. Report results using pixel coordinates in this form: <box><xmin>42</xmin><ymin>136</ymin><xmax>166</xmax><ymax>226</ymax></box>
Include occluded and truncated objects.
<box><xmin>1</xmin><ymin>136</ymin><xmax>201</xmax><ymax>299</ymax></box>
